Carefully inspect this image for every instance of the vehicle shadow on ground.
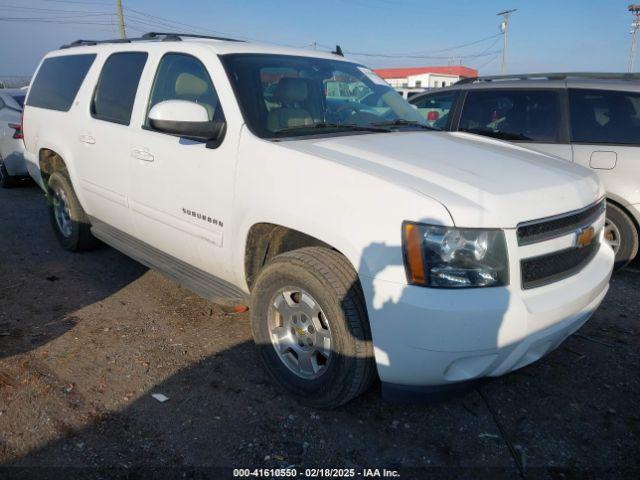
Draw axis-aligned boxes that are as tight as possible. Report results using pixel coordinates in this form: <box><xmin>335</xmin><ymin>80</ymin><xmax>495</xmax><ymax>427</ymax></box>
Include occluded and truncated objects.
<box><xmin>3</xmin><ymin>266</ymin><xmax>639</xmax><ymax>474</ymax></box>
<box><xmin>1</xmin><ymin>189</ymin><xmax>637</xmax><ymax>473</ymax></box>
<box><xmin>0</xmin><ymin>225</ymin><xmax>516</xmax><ymax>473</ymax></box>
<box><xmin>0</xmin><ymin>185</ymin><xmax>148</xmax><ymax>359</ymax></box>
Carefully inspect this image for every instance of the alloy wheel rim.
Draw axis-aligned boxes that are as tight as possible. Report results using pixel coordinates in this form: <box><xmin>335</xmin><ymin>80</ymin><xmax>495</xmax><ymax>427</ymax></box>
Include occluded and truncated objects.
<box><xmin>268</xmin><ymin>288</ymin><xmax>332</xmax><ymax>379</ymax></box>
<box><xmin>53</xmin><ymin>188</ymin><xmax>73</xmax><ymax>238</ymax></box>
<box><xmin>604</xmin><ymin>219</ymin><xmax>621</xmax><ymax>254</ymax></box>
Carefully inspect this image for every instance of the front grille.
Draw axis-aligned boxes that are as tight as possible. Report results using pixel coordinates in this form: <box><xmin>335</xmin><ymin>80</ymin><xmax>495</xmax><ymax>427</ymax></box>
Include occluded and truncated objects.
<box><xmin>521</xmin><ymin>241</ymin><xmax>599</xmax><ymax>290</ymax></box>
<box><xmin>517</xmin><ymin>200</ymin><xmax>605</xmax><ymax>246</ymax></box>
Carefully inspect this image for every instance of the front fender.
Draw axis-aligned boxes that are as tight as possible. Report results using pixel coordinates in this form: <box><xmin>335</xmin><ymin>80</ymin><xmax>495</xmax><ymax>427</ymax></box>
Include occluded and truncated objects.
<box><xmin>231</xmin><ymin>131</ymin><xmax>454</xmax><ymax>290</ymax></box>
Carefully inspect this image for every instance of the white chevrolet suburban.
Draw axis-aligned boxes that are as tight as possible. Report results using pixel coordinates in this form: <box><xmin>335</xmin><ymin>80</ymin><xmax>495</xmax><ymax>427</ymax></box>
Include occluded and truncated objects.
<box><xmin>22</xmin><ymin>33</ymin><xmax>614</xmax><ymax>407</ymax></box>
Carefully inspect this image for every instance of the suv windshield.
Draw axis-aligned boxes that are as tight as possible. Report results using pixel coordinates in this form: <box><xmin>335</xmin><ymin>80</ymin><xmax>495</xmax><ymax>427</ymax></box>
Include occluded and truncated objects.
<box><xmin>221</xmin><ymin>54</ymin><xmax>431</xmax><ymax>139</ymax></box>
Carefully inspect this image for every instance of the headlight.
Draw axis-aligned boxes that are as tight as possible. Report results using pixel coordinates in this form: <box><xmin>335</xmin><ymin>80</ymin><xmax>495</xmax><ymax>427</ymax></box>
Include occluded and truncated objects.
<box><xmin>402</xmin><ymin>222</ymin><xmax>509</xmax><ymax>288</ymax></box>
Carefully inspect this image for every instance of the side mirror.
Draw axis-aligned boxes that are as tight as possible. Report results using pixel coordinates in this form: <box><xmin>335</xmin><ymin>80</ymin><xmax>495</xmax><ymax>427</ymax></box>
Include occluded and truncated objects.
<box><xmin>148</xmin><ymin>100</ymin><xmax>225</xmax><ymax>143</ymax></box>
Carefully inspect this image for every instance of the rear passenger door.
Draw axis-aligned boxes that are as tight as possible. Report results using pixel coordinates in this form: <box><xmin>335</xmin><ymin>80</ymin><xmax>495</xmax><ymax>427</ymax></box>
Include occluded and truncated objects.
<box><xmin>568</xmin><ymin>88</ymin><xmax>640</xmax><ymax>206</ymax></box>
<box><xmin>457</xmin><ymin>89</ymin><xmax>573</xmax><ymax>160</ymax></box>
<box><xmin>75</xmin><ymin>51</ymin><xmax>148</xmax><ymax>235</ymax></box>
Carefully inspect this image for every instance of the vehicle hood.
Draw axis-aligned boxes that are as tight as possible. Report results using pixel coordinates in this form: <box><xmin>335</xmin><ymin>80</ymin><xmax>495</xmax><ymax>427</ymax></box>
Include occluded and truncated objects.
<box><xmin>278</xmin><ymin>131</ymin><xmax>603</xmax><ymax>228</ymax></box>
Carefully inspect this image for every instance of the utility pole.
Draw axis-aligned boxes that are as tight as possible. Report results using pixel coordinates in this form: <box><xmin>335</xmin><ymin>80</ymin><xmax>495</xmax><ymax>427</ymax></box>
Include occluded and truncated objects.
<box><xmin>116</xmin><ymin>0</ymin><xmax>126</xmax><ymax>39</ymax></box>
<box><xmin>629</xmin><ymin>5</ymin><xmax>640</xmax><ymax>72</ymax></box>
<box><xmin>497</xmin><ymin>9</ymin><xmax>517</xmax><ymax>74</ymax></box>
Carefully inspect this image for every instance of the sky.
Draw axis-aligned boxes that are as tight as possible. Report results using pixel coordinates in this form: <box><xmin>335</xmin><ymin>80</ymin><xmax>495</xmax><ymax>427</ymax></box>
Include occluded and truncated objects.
<box><xmin>0</xmin><ymin>0</ymin><xmax>638</xmax><ymax>77</ymax></box>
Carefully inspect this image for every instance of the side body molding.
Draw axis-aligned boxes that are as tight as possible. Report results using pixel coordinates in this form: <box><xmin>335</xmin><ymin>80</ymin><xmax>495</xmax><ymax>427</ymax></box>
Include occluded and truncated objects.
<box><xmin>90</xmin><ymin>218</ymin><xmax>248</xmax><ymax>302</ymax></box>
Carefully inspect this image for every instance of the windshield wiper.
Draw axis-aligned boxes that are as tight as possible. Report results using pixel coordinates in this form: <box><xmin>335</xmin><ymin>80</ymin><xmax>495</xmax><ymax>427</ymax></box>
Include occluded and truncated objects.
<box><xmin>274</xmin><ymin>122</ymin><xmax>391</xmax><ymax>135</ymax></box>
<box><xmin>461</xmin><ymin>128</ymin><xmax>532</xmax><ymax>141</ymax></box>
<box><xmin>373</xmin><ymin>119</ymin><xmax>439</xmax><ymax>131</ymax></box>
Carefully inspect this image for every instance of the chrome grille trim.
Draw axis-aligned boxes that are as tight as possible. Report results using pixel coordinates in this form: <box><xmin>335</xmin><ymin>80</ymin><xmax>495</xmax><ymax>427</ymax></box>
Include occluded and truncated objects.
<box><xmin>516</xmin><ymin>198</ymin><xmax>605</xmax><ymax>246</ymax></box>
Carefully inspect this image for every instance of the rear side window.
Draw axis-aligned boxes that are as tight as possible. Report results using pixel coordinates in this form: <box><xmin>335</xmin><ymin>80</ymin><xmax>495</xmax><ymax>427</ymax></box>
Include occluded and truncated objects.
<box><xmin>27</xmin><ymin>54</ymin><xmax>96</xmax><ymax>111</ymax></box>
<box><xmin>92</xmin><ymin>52</ymin><xmax>148</xmax><ymax>125</ymax></box>
<box><xmin>459</xmin><ymin>89</ymin><xmax>561</xmax><ymax>143</ymax></box>
<box><xmin>569</xmin><ymin>89</ymin><xmax>640</xmax><ymax>145</ymax></box>
<box><xmin>412</xmin><ymin>91</ymin><xmax>457</xmax><ymax>128</ymax></box>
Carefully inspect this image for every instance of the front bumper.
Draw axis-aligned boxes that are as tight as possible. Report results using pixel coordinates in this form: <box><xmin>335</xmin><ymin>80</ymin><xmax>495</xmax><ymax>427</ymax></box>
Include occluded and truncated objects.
<box><xmin>365</xmin><ymin>241</ymin><xmax>613</xmax><ymax>387</ymax></box>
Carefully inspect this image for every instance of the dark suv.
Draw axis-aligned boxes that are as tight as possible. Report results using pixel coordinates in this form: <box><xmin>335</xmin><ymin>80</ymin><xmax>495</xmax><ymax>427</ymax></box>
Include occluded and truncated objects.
<box><xmin>410</xmin><ymin>73</ymin><xmax>640</xmax><ymax>270</ymax></box>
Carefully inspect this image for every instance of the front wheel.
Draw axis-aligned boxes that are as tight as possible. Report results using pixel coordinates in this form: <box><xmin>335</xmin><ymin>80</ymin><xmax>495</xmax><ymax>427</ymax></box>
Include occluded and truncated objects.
<box><xmin>605</xmin><ymin>202</ymin><xmax>639</xmax><ymax>271</ymax></box>
<box><xmin>250</xmin><ymin>247</ymin><xmax>376</xmax><ymax>408</ymax></box>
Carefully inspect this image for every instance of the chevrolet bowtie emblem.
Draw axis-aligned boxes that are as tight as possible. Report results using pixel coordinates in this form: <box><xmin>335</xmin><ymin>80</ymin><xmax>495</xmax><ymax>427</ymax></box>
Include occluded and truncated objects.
<box><xmin>576</xmin><ymin>226</ymin><xmax>596</xmax><ymax>248</ymax></box>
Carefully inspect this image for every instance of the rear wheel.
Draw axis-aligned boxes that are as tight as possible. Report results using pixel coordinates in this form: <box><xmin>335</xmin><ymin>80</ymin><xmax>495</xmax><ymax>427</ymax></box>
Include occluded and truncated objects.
<box><xmin>605</xmin><ymin>202</ymin><xmax>638</xmax><ymax>271</ymax></box>
<box><xmin>47</xmin><ymin>171</ymin><xmax>99</xmax><ymax>251</ymax></box>
<box><xmin>250</xmin><ymin>247</ymin><xmax>375</xmax><ymax>408</ymax></box>
<box><xmin>0</xmin><ymin>159</ymin><xmax>16</xmax><ymax>188</ymax></box>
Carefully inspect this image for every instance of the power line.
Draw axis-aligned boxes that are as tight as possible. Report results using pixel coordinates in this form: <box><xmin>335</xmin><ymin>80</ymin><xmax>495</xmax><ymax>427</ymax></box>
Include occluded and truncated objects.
<box><xmin>6</xmin><ymin>2</ymin><xmax>507</xmax><ymax>67</ymax></box>
<box><xmin>474</xmin><ymin>53</ymin><xmax>500</xmax><ymax>72</ymax></box>
<box><xmin>344</xmin><ymin>48</ymin><xmax>502</xmax><ymax>60</ymax></box>
<box><xmin>44</xmin><ymin>0</ymin><xmax>112</xmax><ymax>5</ymax></box>
<box><xmin>410</xmin><ymin>33</ymin><xmax>502</xmax><ymax>56</ymax></box>
<box><xmin>1</xmin><ymin>5</ymin><xmax>112</xmax><ymax>14</ymax></box>
<box><xmin>123</xmin><ymin>6</ymin><xmax>244</xmax><ymax>39</ymax></box>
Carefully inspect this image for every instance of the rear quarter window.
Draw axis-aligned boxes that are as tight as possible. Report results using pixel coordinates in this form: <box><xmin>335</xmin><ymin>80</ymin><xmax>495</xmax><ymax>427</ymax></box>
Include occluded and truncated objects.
<box><xmin>569</xmin><ymin>89</ymin><xmax>640</xmax><ymax>145</ymax></box>
<box><xmin>26</xmin><ymin>54</ymin><xmax>96</xmax><ymax>111</ymax></box>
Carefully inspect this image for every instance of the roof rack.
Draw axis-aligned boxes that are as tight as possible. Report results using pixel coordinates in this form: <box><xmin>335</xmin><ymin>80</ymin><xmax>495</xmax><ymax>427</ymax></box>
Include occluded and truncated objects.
<box><xmin>60</xmin><ymin>38</ymin><xmax>136</xmax><ymax>49</ymax></box>
<box><xmin>455</xmin><ymin>72</ymin><xmax>640</xmax><ymax>85</ymax></box>
<box><xmin>141</xmin><ymin>32</ymin><xmax>244</xmax><ymax>42</ymax></box>
<box><xmin>60</xmin><ymin>31</ymin><xmax>244</xmax><ymax>49</ymax></box>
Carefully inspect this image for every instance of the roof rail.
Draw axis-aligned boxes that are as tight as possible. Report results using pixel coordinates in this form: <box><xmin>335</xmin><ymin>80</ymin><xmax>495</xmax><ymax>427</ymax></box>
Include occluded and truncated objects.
<box><xmin>142</xmin><ymin>32</ymin><xmax>244</xmax><ymax>42</ymax></box>
<box><xmin>455</xmin><ymin>72</ymin><xmax>640</xmax><ymax>85</ymax></box>
<box><xmin>60</xmin><ymin>38</ymin><xmax>137</xmax><ymax>49</ymax></box>
<box><xmin>60</xmin><ymin>32</ymin><xmax>244</xmax><ymax>49</ymax></box>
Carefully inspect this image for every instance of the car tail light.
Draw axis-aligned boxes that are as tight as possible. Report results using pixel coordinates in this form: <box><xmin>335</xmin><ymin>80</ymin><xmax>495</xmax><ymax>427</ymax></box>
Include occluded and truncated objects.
<box><xmin>9</xmin><ymin>122</ymin><xmax>23</xmax><ymax>139</ymax></box>
<box><xmin>427</xmin><ymin>111</ymin><xmax>439</xmax><ymax>122</ymax></box>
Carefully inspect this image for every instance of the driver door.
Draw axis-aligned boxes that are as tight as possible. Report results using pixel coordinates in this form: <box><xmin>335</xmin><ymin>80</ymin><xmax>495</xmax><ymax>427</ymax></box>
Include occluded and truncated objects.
<box><xmin>129</xmin><ymin>52</ymin><xmax>237</xmax><ymax>278</ymax></box>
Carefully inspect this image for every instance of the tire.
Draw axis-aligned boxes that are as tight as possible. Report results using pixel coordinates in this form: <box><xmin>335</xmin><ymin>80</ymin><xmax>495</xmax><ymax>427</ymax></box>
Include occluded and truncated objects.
<box><xmin>605</xmin><ymin>202</ymin><xmax>639</xmax><ymax>271</ymax></box>
<box><xmin>0</xmin><ymin>159</ymin><xmax>16</xmax><ymax>188</ymax></box>
<box><xmin>250</xmin><ymin>247</ymin><xmax>376</xmax><ymax>408</ymax></box>
<box><xmin>47</xmin><ymin>171</ymin><xmax>99</xmax><ymax>252</ymax></box>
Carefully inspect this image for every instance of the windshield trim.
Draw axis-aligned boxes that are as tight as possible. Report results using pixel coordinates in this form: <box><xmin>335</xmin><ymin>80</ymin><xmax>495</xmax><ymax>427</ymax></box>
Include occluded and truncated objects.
<box><xmin>219</xmin><ymin>52</ymin><xmax>427</xmax><ymax>141</ymax></box>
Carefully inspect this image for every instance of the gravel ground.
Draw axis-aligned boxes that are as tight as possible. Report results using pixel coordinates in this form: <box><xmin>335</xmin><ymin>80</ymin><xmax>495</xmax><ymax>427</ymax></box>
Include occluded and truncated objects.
<box><xmin>0</xmin><ymin>184</ymin><xmax>638</xmax><ymax>478</ymax></box>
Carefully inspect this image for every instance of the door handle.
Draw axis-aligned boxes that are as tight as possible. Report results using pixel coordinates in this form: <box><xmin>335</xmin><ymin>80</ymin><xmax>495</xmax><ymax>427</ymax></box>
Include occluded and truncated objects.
<box><xmin>131</xmin><ymin>148</ymin><xmax>154</xmax><ymax>162</ymax></box>
<box><xmin>79</xmin><ymin>134</ymin><xmax>95</xmax><ymax>144</ymax></box>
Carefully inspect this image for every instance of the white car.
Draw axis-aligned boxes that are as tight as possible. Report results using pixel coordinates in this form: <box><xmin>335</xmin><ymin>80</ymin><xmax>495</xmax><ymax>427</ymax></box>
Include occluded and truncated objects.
<box><xmin>22</xmin><ymin>33</ymin><xmax>614</xmax><ymax>407</ymax></box>
<box><xmin>410</xmin><ymin>74</ymin><xmax>640</xmax><ymax>270</ymax></box>
<box><xmin>395</xmin><ymin>87</ymin><xmax>427</xmax><ymax>100</ymax></box>
<box><xmin>0</xmin><ymin>88</ymin><xmax>28</xmax><ymax>187</ymax></box>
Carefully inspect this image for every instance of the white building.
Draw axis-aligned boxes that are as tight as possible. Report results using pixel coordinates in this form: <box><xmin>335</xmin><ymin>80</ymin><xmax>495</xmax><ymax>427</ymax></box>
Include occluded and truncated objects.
<box><xmin>373</xmin><ymin>66</ymin><xmax>478</xmax><ymax>89</ymax></box>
